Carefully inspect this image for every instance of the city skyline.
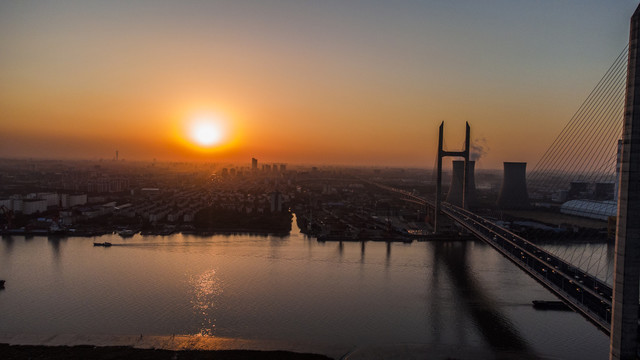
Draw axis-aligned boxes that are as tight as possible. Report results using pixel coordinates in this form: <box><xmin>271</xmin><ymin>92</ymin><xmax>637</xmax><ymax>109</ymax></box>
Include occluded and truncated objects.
<box><xmin>1</xmin><ymin>1</ymin><xmax>638</xmax><ymax>168</ymax></box>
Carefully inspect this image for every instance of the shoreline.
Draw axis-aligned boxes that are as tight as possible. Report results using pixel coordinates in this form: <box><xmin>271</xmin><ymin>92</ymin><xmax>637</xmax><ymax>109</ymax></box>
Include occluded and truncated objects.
<box><xmin>0</xmin><ymin>334</ymin><xmax>347</xmax><ymax>360</ymax></box>
<box><xmin>0</xmin><ymin>228</ymin><xmax>292</xmax><ymax>238</ymax></box>
<box><xmin>0</xmin><ymin>344</ymin><xmax>334</xmax><ymax>360</ymax></box>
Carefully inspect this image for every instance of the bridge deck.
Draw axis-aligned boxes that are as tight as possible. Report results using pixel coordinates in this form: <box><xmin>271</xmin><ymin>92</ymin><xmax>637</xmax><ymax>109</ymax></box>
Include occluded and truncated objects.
<box><xmin>369</xmin><ymin>180</ymin><xmax>614</xmax><ymax>333</ymax></box>
<box><xmin>441</xmin><ymin>203</ymin><xmax>613</xmax><ymax>334</ymax></box>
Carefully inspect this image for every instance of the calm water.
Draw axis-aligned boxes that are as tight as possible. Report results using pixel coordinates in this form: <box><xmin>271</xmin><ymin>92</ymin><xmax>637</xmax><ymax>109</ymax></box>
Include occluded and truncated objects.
<box><xmin>0</xmin><ymin>216</ymin><xmax>610</xmax><ymax>359</ymax></box>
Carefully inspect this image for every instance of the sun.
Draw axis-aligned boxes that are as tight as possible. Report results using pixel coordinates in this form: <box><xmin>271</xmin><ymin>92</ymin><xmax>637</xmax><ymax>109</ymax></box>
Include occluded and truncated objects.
<box><xmin>188</xmin><ymin>116</ymin><xmax>225</xmax><ymax>147</ymax></box>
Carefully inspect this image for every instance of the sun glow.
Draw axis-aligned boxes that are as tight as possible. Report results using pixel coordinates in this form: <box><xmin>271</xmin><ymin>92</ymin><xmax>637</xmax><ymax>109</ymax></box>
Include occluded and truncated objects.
<box><xmin>188</xmin><ymin>116</ymin><xmax>225</xmax><ymax>147</ymax></box>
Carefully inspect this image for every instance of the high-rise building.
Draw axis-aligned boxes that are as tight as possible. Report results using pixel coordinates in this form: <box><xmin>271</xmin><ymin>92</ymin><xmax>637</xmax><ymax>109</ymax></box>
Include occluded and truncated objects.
<box><xmin>251</xmin><ymin>158</ymin><xmax>258</xmax><ymax>170</ymax></box>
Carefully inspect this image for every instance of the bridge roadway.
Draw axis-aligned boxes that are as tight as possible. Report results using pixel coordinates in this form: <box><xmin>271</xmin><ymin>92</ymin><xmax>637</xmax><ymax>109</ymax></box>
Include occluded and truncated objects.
<box><xmin>440</xmin><ymin>202</ymin><xmax>613</xmax><ymax>334</ymax></box>
<box><xmin>367</xmin><ymin>181</ymin><xmax>614</xmax><ymax>334</ymax></box>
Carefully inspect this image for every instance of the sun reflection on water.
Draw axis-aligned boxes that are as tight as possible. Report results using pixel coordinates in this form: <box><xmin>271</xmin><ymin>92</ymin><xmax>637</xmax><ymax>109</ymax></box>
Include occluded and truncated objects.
<box><xmin>189</xmin><ymin>269</ymin><xmax>222</xmax><ymax>336</ymax></box>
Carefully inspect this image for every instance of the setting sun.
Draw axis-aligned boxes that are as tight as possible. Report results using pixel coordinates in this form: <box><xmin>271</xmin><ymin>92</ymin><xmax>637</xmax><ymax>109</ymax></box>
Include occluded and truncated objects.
<box><xmin>189</xmin><ymin>116</ymin><xmax>225</xmax><ymax>147</ymax></box>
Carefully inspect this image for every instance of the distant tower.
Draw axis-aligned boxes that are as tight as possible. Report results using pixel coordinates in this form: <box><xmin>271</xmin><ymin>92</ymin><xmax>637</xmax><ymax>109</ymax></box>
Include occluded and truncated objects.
<box><xmin>252</xmin><ymin>158</ymin><xmax>258</xmax><ymax>170</ymax></box>
<box><xmin>446</xmin><ymin>160</ymin><xmax>476</xmax><ymax>207</ymax></box>
<box><xmin>497</xmin><ymin>162</ymin><xmax>530</xmax><ymax>210</ymax></box>
<box><xmin>115</xmin><ymin>150</ymin><xmax>119</xmax><ymax>161</ymax></box>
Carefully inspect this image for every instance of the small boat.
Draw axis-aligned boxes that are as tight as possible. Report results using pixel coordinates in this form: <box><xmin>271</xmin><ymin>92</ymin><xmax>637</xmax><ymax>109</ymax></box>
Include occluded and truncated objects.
<box><xmin>532</xmin><ymin>300</ymin><xmax>570</xmax><ymax>311</ymax></box>
<box><xmin>93</xmin><ymin>242</ymin><xmax>112</xmax><ymax>247</ymax></box>
<box><xmin>0</xmin><ymin>280</ymin><xmax>5</xmax><ymax>288</ymax></box>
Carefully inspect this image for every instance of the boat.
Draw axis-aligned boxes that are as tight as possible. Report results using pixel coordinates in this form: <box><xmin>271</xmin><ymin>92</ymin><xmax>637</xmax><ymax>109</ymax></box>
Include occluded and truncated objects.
<box><xmin>93</xmin><ymin>242</ymin><xmax>112</xmax><ymax>247</ymax></box>
<box><xmin>532</xmin><ymin>300</ymin><xmax>570</xmax><ymax>311</ymax></box>
<box><xmin>0</xmin><ymin>280</ymin><xmax>5</xmax><ymax>288</ymax></box>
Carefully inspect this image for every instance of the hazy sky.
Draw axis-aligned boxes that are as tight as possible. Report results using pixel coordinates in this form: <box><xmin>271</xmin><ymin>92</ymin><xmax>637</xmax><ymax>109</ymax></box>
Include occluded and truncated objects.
<box><xmin>1</xmin><ymin>1</ymin><xmax>638</xmax><ymax>168</ymax></box>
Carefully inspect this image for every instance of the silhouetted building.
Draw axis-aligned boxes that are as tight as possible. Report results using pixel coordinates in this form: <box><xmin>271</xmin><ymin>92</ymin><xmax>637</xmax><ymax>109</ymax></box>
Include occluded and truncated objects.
<box><xmin>497</xmin><ymin>162</ymin><xmax>530</xmax><ymax>209</ymax></box>
<box><xmin>595</xmin><ymin>182</ymin><xmax>615</xmax><ymax>201</ymax></box>
<box><xmin>252</xmin><ymin>158</ymin><xmax>258</xmax><ymax>170</ymax></box>
<box><xmin>568</xmin><ymin>181</ymin><xmax>589</xmax><ymax>200</ymax></box>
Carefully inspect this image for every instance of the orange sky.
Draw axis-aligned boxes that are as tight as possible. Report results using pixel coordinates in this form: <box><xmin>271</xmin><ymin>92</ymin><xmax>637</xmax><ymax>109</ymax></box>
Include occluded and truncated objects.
<box><xmin>0</xmin><ymin>1</ymin><xmax>637</xmax><ymax>169</ymax></box>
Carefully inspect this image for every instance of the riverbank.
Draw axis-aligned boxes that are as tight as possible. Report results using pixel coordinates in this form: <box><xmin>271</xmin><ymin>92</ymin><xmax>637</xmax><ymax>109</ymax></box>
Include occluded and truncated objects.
<box><xmin>0</xmin><ymin>334</ymin><xmax>345</xmax><ymax>360</ymax></box>
<box><xmin>0</xmin><ymin>227</ymin><xmax>292</xmax><ymax>238</ymax></box>
<box><xmin>0</xmin><ymin>344</ymin><xmax>333</xmax><ymax>359</ymax></box>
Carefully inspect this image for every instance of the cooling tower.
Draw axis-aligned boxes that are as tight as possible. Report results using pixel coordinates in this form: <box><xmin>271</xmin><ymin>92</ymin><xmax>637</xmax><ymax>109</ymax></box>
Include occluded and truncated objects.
<box><xmin>497</xmin><ymin>162</ymin><xmax>530</xmax><ymax>209</ymax></box>
<box><xmin>446</xmin><ymin>160</ymin><xmax>476</xmax><ymax>207</ymax></box>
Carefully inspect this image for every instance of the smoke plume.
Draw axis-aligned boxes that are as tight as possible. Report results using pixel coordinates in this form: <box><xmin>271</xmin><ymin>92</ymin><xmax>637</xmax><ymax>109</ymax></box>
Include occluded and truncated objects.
<box><xmin>471</xmin><ymin>137</ymin><xmax>489</xmax><ymax>161</ymax></box>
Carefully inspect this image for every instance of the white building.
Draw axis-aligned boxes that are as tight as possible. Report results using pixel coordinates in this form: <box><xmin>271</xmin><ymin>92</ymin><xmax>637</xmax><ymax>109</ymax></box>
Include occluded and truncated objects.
<box><xmin>61</xmin><ymin>194</ymin><xmax>88</xmax><ymax>208</ymax></box>
<box><xmin>560</xmin><ymin>200</ymin><xmax>617</xmax><ymax>221</ymax></box>
<box><xmin>38</xmin><ymin>193</ymin><xmax>60</xmax><ymax>207</ymax></box>
<box><xmin>0</xmin><ymin>199</ymin><xmax>12</xmax><ymax>209</ymax></box>
<box><xmin>11</xmin><ymin>199</ymin><xmax>23</xmax><ymax>212</ymax></box>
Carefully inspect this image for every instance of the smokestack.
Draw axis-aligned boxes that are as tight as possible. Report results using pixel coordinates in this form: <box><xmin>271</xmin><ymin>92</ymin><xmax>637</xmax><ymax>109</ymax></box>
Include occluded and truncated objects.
<box><xmin>446</xmin><ymin>160</ymin><xmax>476</xmax><ymax>207</ymax></box>
<box><xmin>497</xmin><ymin>162</ymin><xmax>530</xmax><ymax>209</ymax></box>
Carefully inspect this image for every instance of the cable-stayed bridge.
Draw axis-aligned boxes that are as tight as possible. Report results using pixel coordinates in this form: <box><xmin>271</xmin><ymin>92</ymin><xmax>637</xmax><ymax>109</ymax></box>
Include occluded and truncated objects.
<box><xmin>373</xmin><ymin>5</ymin><xmax>640</xmax><ymax>359</ymax></box>
<box><xmin>371</xmin><ymin>183</ymin><xmax>614</xmax><ymax>333</ymax></box>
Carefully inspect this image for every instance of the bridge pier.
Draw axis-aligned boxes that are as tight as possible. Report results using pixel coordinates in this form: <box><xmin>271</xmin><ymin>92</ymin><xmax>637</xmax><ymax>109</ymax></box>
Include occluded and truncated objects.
<box><xmin>610</xmin><ymin>4</ymin><xmax>640</xmax><ymax>360</ymax></box>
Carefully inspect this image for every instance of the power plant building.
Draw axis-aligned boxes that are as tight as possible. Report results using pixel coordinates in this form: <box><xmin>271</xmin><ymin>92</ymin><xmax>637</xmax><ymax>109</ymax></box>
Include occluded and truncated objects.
<box><xmin>497</xmin><ymin>162</ymin><xmax>530</xmax><ymax>210</ymax></box>
<box><xmin>560</xmin><ymin>200</ymin><xmax>616</xmax><ymax>221</ymax></box>
<box><xmin>446</xmin><ymin>160</ymin><xmax>476</xmax><ymax>207</ymax></box>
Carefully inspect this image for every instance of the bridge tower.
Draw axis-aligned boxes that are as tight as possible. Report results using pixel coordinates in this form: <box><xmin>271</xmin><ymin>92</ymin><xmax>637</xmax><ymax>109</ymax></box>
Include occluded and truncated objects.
<box><xmin>610</xmin><ymin>4</ymin><xmax>640</xmax><ymax>360</ymax></box>
<box><xmin>434</xmin><ymin>121</ymin><xmax>470</xmax><ymax>233</ymax></box>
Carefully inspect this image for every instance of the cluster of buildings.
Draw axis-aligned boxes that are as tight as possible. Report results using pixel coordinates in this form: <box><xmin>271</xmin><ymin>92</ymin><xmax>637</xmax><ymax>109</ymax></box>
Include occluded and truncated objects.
<box><xmin>251</xmin><ymin>158</ymin><xmax>286</xmax><ymax>173</ymax></box>
<box><xmin>0</xmin><ymin>155</ymin><xmax>618</xmax><ymax>239</ymax></box>
<box><xmin>0</xmin><ymin>193</ymin><xmax>87</xmax><ymax>215</ymax></box>
<box><xmin>293</xmin><ymin>168</ymin><xmax>431</xmax><ymax>241</ymax></box>
<box><xmin>0</xmin><ymin>158</ymin><xmax>296</xmax><ymax>235</ymax></box>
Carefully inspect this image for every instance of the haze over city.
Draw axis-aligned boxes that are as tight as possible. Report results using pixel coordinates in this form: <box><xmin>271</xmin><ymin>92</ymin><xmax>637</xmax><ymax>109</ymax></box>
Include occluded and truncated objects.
<box><xmin>6</xmin><ymin>2</ymin><xmax>640</xmax><ymax>359</ymax></box>
<box><xmin>1</xmin><ymin>1</ymin><xmax>637</xmax><ymax>168</ymax></box>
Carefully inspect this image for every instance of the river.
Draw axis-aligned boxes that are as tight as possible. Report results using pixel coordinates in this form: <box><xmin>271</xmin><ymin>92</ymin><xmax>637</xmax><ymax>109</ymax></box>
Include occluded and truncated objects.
<box><xmin>0</xmin><ymin>215</ymin><xmax>610</xmax><ymax>359</ymax></box>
